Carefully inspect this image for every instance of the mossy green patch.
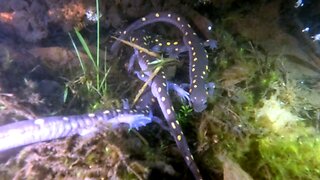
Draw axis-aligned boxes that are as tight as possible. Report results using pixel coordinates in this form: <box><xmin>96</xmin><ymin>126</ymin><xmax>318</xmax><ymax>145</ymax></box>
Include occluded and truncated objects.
<box><xmin>257</xmin><ymin>129</ymin><xmax>320</xmax><ymax>179</ymax></box>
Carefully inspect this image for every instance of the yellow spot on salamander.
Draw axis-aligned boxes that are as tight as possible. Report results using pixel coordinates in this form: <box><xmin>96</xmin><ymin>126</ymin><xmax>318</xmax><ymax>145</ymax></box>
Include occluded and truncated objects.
<box><xmin>173</xmin><ymin>41</ymin><xmax>178</xmax><ymax>45</ymax></box>
<box><xmin>186</xmin><ymin>156</ymin><xmax>190</xmax><ymax>161</ymax></box>
<box><xmin>62</xmin><ymin>117</ymin><xmax>69</xmax><ymax>121</ymax></box>
<box><xmin>103</xmin><ymin>110</ymin><xmax>110</xmax><ymax>114</ymax></box>
<box><xmin>177</xmin><ymin>17</ymin><xmax>181</xmax><ymax>21</ymax></box>
<box><xmin>158</xmin><ymin>87</ymin><xmax>162</xmax><ymax>92</ymax></box>
<box><xmin>192</xmin><ymin>52</ymin><xmax>196</xmax><ymax>56</ymax></box>
<box><xmin>203</xmin><ymin>71</ymin><xmax>206</xmax><ymax>75</ymax></box>
<box><xmin>168</xmin><ymin>14</ymin><xmax>171</xmax><ymax>17</ymax></box>
<box><xmin>161</xmin><ymin>97</ymin><xmax>165</xmax><ymax>102</ymax></box>
<box><xmin>176</xmin><ymin>120</ymin><xmax>180</xmax><ymax>125</ymax></box>
<box><xmin>194</xmin><ymin>57</ymin><xmax>198</xmax><ymax>61</ymax></box>
<box><xmin>188</xmin><ymin>24</ymin><xmax>191</xmax><ymax>28</ymax></box>
<box><xmin>141</xmin><ymin>17</ymin><xmax>146</xmax><ymax>21</ymax></box>
<box><xmin>193</xmin><ymin>79</ymin><xmax>197</xmax><ymax>83</ymax></box>
<box><xmin>166</xmin><ymin>41</ymin><xmax>171</xmax><ymax>46</ymax></box>
<box><xmin>88</xmin><ymin>113</ymin><xmax>95</xmax><ymax>117</ymax></box>
<box><xmin>34</xmin><ymin>119</ymin><xmax>45</xmax><ymax>125</ymax></box>
<box><xmin>171</xmin><ymin>122</ymin><xmax>176</xmax><ymax>129</ymax></box>
<box><xmin>166</xmin><ymin>108</ymin><xmax>171</xmax><ymax>115</ymax></box>
<box><xmin>185</xmin><ymin>32</ymin><xmax>188</xmax><ymax>36</ymax></box>
<box><xmin>175</xmin><ymin>48</ymin><xmax>179</xmax><ymax>51</ymax></box>
<box><xmin>188</xmin><ymin>41</ymin><xmax>192</xmax><ymax>45</ymax></box>
<box><xmin>192</xmin><ymin>68</ymin><xmax>195</xmax><ymax>72</ymax></box>
<box><xmin>194</xmin><ymin>84</ymin><xmax>198</xmax><ymax>88</ymax></box>
<box><xmin>177</xmin><ymin>135</ymin><xmax>182</xmax><ymax>141</ymax></box>
<box><xmin>155</xmin><ymin>13</ymin><xmax>160</xmax><ymax>17</ymax></box>
<box><xmin>158</xmin><ymin>43</ymin><xmax>162</xmax><ymax>46</ymax></box>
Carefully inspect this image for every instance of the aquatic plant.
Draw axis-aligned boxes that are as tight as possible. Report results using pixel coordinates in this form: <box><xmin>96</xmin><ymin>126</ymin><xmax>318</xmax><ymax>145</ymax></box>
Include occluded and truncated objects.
<box><xmin>195</xmin><ymin>20</ymin><xmax>320</xmax><ymax>179</ymax></box>
<box><xmin>177</xmin><ymin>105</ymin><xmax>193</xmax><ymax>125</ymax></box>
<box><xmin>257</xmin><ymin>130</ymin><xmax>320</xmax><ymax>179</ymax></box>
<box><xmin>67</xmin><ymin>0</ymin><xmax>110</xmax><ymax>110</ymax></box>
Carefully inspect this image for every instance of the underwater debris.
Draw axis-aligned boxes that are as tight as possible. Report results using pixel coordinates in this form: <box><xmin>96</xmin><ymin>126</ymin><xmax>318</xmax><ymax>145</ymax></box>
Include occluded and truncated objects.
<box><xmin>255</xmin><ymin>91</ymin><xmax>302</xmax><ymax>133</ymax></box>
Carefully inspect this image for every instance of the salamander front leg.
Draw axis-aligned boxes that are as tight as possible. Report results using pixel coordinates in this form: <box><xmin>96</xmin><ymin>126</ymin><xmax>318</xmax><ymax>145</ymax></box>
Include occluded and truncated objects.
<box><xmin>167</xmin><ymin>82</ymin><xmax>190</xmax><ymax>104</ymax></box>
<box><xmin>206</xmin><ymin>82</ymin><xmax>215</xmax><ymax>96</ymax></box>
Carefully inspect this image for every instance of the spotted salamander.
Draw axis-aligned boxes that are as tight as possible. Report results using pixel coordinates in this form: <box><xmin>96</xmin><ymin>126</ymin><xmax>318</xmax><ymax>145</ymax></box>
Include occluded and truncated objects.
<box><xmin>0</xmin><ymin>107</ymin><xmax>155</xmax><ymax>152</ymax></box>
<box><xmin>130</xmin><ymin>34</ymin><xmax>203</xmax><ymax>180</ymax></box>
<box><xmin>111</xmin><ymin>12</ymin><xmax>212</xmax><ymax>112</ymax></box>
<box><xmin>152</xmin><ymin>38</ymin><xmax>217</xmax><ymax>58</ymax></box>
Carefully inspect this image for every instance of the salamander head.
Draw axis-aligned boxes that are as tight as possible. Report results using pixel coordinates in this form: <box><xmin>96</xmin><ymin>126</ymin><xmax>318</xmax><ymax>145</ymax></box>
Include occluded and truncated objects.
<box><xmin>190</xmin><ymin>82</ymin><xmax>215</xmax><ymax>112</ymax></box>
<box><xmin>190</xmin><ymin>95</ymin><xmax>207</xmax><ymax>112</ymax></box>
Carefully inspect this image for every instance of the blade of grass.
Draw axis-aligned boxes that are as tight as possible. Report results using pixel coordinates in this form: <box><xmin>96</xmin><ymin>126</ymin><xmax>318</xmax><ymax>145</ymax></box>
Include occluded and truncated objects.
<box><xmin>74</xmin><ymin>28</ymin><xmax>95</xmax><ymax>66</ymax></box>
<box><xmin>100</xmin><ymin>67</ymin><xmax>110</xmax><ymax>92</ymax></box>
<box><xmin>100</xmin><ymin>46</ymin><xmax>109</xmax><ymax>94</ymax></box>
<box><xmin>63</xmin><ymin>85</ymin><xmax>69</xmax><ymax>103</ymax></box>
<box><xmin>68</xmin><ymin>33</ymin><xmax>86</xmax><ymax>74</ymax></box>
<box><xmin>111</xmin><ymin>36</ymin><xmax>160</xmax><ymax>58</ymax></box>
<box><xmin>95</xmin><ymin>0</ymin><xmax>100</xmax><ymax>91</ymax></box>
<box><xmin>132</xmin><ymin>66</ymin><xmax>162</xmax><ymax>106</ymax></box>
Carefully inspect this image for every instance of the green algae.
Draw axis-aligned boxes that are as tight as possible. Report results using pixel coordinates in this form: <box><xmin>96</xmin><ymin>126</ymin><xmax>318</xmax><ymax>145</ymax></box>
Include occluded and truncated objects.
<box><xmin>199</xmin><ymin>16</ymin><xmax>320</xmax><ymax>179</ymax></box>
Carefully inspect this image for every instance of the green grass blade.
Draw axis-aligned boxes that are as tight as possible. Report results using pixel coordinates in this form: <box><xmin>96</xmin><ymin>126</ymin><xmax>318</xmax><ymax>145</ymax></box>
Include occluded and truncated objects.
<box><xmin>63</xmin><ymin>85</ymin><xmax>69</xmax><ymax>103</ymax></box>
<box><xmin>92</xmin><ymin>0</ymin><xmax>101</xmax><ymax>91</ymax></box>
<box><xmin>96</xmin><ymin>0</ymin><xmax>100</xmax><ymax>74</ymax></box>
<box><xmin>68</xmin><ymin>32</ymin><xmax>86</xmax><ymax>74</ymax></box>
<box><xmin>74</xmin><ymin>28</ymin><xmax>96</xmax><ymax>68</ymax></box>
